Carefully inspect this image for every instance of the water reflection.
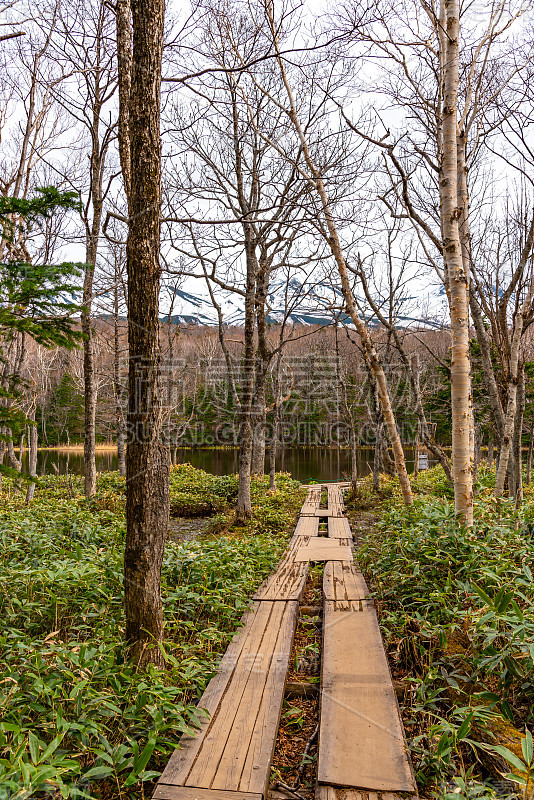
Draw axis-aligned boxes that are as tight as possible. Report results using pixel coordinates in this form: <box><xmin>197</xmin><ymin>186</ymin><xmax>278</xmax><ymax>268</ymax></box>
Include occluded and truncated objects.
<box><xmin>17</xmin><ymin>446</ymin><xmax>430</xmax><ymax>483</ymax></box>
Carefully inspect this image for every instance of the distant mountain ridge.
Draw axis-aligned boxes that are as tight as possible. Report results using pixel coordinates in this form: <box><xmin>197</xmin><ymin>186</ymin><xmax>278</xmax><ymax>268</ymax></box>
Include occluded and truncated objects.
<box><xmin>164</xmin><ymin>281</ymin><xmax>444</xmax><ymax>329</ymax></box>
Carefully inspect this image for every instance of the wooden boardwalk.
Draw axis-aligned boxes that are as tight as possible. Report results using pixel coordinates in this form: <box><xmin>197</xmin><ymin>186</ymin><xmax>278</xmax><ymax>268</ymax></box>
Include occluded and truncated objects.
<box><xmin>154</xmin><ymin>485</ymin><xmax>417</xmax><ymax>800</ymax></box>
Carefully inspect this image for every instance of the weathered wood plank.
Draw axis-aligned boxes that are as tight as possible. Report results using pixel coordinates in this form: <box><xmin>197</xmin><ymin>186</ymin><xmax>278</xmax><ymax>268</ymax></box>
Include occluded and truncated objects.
<box><xmin>154</xmin><ymin>788</ymin><xmax>261</xmax><ymax>800</ymax></box>
<box><xmin>328</xmin><ymin>517</ymin><xmax>352</xmax><ymax>539</ymax></box>
<box><xmin>253</xmin><ymin>560</ymin><xmax>308</xmax><ymax>601</ymax></box>
<box><xmin>208</xmin><ymin>602</ymin><xmax>288</xmax><ymax>790</ymax></box>
<box><xmin>293</xmin><ymin>516</ymin><xmax>320</xmax><ymax>537</ymax></box>
<box><xmin>315</xmin><ymin>786</ymin><xmax>337</xmax><ymax>800</ymax></box>
<box><xmin>301</xmin><ymin>487</ymin><xmax>321</xmax><ymax>514</ymax></box>
<box><xmin>316</xmin><ymin>789</ymin><xmax>418</xmax><ymax>800</ymax></box>
<box><xmin>318</xmin><ymin>601</ymin><xmax>416</xmax><ymax>793</ymax></box>
<box><xmin>327</xmin><ymin>485</ymin><xmax>344</xmax><ymax>516</ymax></box>
<box><xmin>158</xmin><ymin>603</ymin><xmax>261</xmax><ymax>786</ymax></box>
<box><xmin>238</xmin><ymin>601</ymin><xmax>299</xmax><ymax>793</ymax></box>
<box><xmin>294</xmin><ymin>541</ymin><xmax>353</xmax><ymax>562</ymax></box>
<box><xmin>323</xmin><ymin>561</ymin><xmax>369</xmax><ymax>603</ymax></box>
<box><xmin>185</xmin><ymin>602</ymin><xmax>277</xmax><ymax>788</ymax></box>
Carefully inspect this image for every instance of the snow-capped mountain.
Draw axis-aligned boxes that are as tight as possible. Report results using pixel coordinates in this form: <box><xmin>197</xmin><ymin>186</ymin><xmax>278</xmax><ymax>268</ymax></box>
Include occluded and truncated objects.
<box><xmin>163</xmin><ymin>280</ymin><xmax>444</xmax><ymax>329</ymax></box>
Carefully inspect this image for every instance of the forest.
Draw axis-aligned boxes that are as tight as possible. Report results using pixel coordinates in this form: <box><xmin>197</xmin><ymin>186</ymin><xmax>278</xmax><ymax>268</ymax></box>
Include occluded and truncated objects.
<box><xmin>1</xmin><ymin>0</ymin><xmax>534</xmax><ymax>798</ymax></box>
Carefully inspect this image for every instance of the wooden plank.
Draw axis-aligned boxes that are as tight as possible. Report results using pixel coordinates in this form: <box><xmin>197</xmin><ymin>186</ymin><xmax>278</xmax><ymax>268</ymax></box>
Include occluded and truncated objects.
<box><xmin>238</xmin><ymin>601</ymin><xmax>299</xmax><ymax>793</ymax></box>
<box><xmin>301</xmin><ymin>487</ymin><xmax>321</xmax><ymax>514</ymax></box>
<box><xmin>208</xmin><ymin>602</ymin><xmax>288</xmax><ymax>790</ymax></box>
<box><xmin>343</xmin><ymin>792</ymin><xmax>418</xmax><ymax>800</ymax></box>
<box><xmin>300</xmin><ymin>508</ymin><xmax>334</xmax><ymax>517</ymax></box>
<box><xmin>318</xmin><ymin>600</ymin><xmax>416</xmax><ymax>793</ymax></box>
<box><xmin>315</xmin><ymin>786</ymin><xmax>337</xmax><ymax>800</ymax></box>
<box><xmin>323</xmin><ymin>561</ymin><xmax>369</xmax><ymax>603</ymax></box>
<box><xmin>328</xmin><ymin>517</ymin><xmax>352</xmax><ymax>539</ymax></box>
<box><xmin>185</xmin><ymin>602</ymin><xmax>278</xmax><ymax>788</ymax></box>
<box><xmin>253</xmin><ymin>560</ymin><xmax>308</xmax><ymax>601</ymax></box>
<box><xmin>316</xmin><ymin>789</ymin><xmax>418</xmax><ymax>800</ymax></box>
<box><xmin>154</xmin><ymin>787</ymin><xmax>261</xmax><ymax>800</ymax></box>
<box><xmin>253</xmin><ymin>530</ymin><xmax>312</xmax><ymax>600</ymax></box>
<box><xmin>293</xmin><ymin>516</ymin><xmax>320</xmax><ymax>537</ymax></box>
<box><xmin>327</xmin><ymin>485</ymin><xmax>344</xmax><ymax>516</ymax></box>
<box><xmin>295</xmin><ymin>543</ymin><xmax>353</xmax><ymax>562</ymax></box>
<box><xmin>158</xmin><ymin>603</ymin><xmax>261</xmax><ymax>786</ymax></box>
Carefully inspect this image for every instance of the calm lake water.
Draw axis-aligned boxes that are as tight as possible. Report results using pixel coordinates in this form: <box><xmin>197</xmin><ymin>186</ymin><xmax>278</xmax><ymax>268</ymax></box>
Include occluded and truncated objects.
<box><xmin>18</xmin><ymin>447</ymin><xmax>428</xmax><ymax>483</ymax></box>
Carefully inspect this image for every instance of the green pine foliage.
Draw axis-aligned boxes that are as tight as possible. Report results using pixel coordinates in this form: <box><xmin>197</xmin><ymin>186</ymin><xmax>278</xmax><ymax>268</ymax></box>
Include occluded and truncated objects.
<box><xmin>0</xmin><ymin>188</ymin><xmax>85</xmax><ymax>457</ymax></box>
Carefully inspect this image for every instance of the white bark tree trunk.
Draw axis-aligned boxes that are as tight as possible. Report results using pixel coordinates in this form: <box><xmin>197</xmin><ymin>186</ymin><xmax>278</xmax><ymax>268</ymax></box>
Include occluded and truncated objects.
<box><xmin>439</xmin><ymin>0</ymin><xmax>474</xmax><ymax>524</ymax></box>
<box><xmin>268</xmin><ymin>17</ymin><xmax>413</xmax><ymax>505</ymax></box>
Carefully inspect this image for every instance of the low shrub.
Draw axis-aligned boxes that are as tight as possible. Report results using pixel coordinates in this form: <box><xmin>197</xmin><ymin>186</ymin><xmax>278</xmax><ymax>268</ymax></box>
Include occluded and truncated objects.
<box><xmin>0</xmin><ymin>468</ymin><xmax>304</xmax><ymax>799</ymax></box>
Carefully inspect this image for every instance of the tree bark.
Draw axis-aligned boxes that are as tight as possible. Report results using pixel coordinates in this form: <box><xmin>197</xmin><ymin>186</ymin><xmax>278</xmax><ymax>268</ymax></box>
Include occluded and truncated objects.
<box><xmin>439</xmin><ymin>0</ymin><xmax>473</xmax><ymax>523</ymax></box>
<box><xmin>116</xmin><ymin>0</ymin><xmax>132</xmax><ymax>198</ymax></box>
<box><xmin>269</xmin><ymin>20</ymin><xmax>413</xmax><ymax>505</ymax></box>
<box><xmin>25</xmin><ymin>416</ymin><xmax>38</xmax><ymax>504</ymax></box>
<box><xmin>236</xmin><ymin>237</ymin><xmax>257</xmax><ymax>521</ymax></box>
<box><xmin>269</xmin><ymin>351</ymin><xmax>284</xmax><ymax>491</ymax></box>
<box><xmin>114</xmin><ymin>284</ymin><xmax>127</xmax><ymax>477</ymax></box>
<box><xmin>82</xmin><ymin>268</ymin><xmax>97</xmax><ymax>497</ymax></box>
<box><xmin>372</xmin><ymin>382</ymin><xmax>382</xmax><ymax>493</ymax></box>
<box><xmin>525</xmin><ymin>419</ymin><xmax>533</xmax><ymax>485</ymax></box>
<box><xmin>513</xmin><ymin>366</ymin><xmax>525</xmax><ymax>505</ymax></box>
<box><xmin>251</xmin><ymin>363</ymin><xmax>267</xmax><ymax>475</ymax></box>
<box><xmin>121</xmin><ymin>0</ymin><xmax>169</xmax><ymax>668</ymax></box>
<box><xmin>495</xmin><ymin>301</ymin><xmax>532</xmax><ymax>496</ymax></box>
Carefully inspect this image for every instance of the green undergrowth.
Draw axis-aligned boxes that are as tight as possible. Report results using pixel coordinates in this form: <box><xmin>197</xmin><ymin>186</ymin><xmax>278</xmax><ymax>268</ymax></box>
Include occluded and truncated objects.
<box><xmin>348</xmin><ymin>466</ymin><xmax>534</xmax><ymax>800</ymax></box>
<box><xmin>0</xmin><ymin>465</ymin><xmax>305</xmax><ymax>800</ymax></box>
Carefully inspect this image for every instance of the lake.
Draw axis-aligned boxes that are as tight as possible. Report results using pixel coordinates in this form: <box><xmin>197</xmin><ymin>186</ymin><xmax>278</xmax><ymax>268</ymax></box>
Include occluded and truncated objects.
<box><xmin>17</xmin><ymin>447</ymin><xmax>429</xmax><ymax>483</ymax></box>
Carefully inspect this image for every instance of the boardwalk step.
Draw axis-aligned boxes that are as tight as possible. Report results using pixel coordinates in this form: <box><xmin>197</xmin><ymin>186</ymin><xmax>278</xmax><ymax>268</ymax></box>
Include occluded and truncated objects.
<box><xmin>317</xmin><ymin>786</ymin><xmax>418</xmax><ymax>800</ymax></box>
<box><xmin>293</xmin><ymin>517</ymin><xmax>320</xmax><ymax>536</ymax></box>
<box><xmin>318</xmin><ymin>598</ymin><xmax>416</xmax><ymax>793</ymax></box>
<box><xmin>295</xmin><ymin>539</ymin><xmax>352</xmax><ymax>562</ymax></box>
<box><xmin>158</xmin><ymin>600</ymin><xmax>298</xmax><ymax>796</ymax></box>
<box><xmin>253</xmin><ymin>559</ymin><xmax>308</xmax><ymax>601</ymax></box>
<box><xmin>155</xmin><ymin>788</ymin><xmax>262</xmax><ymax>800</ymax></box>
<box><xmin>323</xmin><ymin>561</ymin><xmax>369</xmax><ymax>603</ymax></box>
<box><xmin>328</xmin><ymin>517</ymin><xmax>352</xmax><ymax>538</ymax></box>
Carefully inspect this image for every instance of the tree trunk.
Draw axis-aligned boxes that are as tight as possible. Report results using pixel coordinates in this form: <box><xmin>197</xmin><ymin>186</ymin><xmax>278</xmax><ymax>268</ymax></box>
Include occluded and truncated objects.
<box><xmin>487</xmin><ymin>432</ymin><xmax>494</xmax><ymax>467</ymax></box>
<box><xmin>473</xmin><ymin>427</ymin><xmax>481</xmax><ymax>483</ymax></box>
<box><xmin>495</xmin><ymin>305</ymin><xmax>531</xmax><ymax>497</ymax></box>
<box><xmin>469</xmin><ymin>290</ymin><xmax>504</xmax><ymax>442</ymax></box>
<box><xmin>82</xmin><ymin>297</ymin><xmax>97</xmax><ymax>497</ymax></box>
<box><xmin>372</xmin><ymin>380</ymin><xmax>383</xmax><ymax>492</ymax></box>
<box><xmin>82</xmin><ymin>69</ymin><xmax>108</xmax><ymax>498</ymax></box>
<box><xmin>0</xmin><ymin>441</ymin><xmax>4</xmax><ymax>491</ymax></box>
<box><xmin>525</xmin><ymin>419</ymin><xmax>533</xmax><ymax>485</ymax></box>
<box><xmin>440</xmin><ymin>0</ymin><xmax>473</xmax><ymax>524</ymax></box>
<box><xmin>7</xmin><ymin>438</ymin><xmax>22</xmax><ymax>472</ymax></box>
<box><xmin>251</xmin><ymin>364</ymin><xmax>267</xmax><ymax>475</ymax></box>
<box><xmin>25</xmin><ymin>417</ymin><xmax>38</xmax><ymax>504</ymax></box>
<box><xmin>121</xmin><ymin>0</ymin><xmax>169</xmax><ymax>668</ymax></box>
<box><xmin>414</xmin><ymin>421</ymin><xmax>420</xmax><ymax>479</ymax></box>
<box><xmin>269</xmin><ymin>409</ymin><xmax>278</xmax><ymax>492</ymax></box>
<box><xmin>269</xmin><ymin>19</ymin><xmax>413</xmax><ymax>506</ymax></box>
<box><xmin>513</xmin><ymin>366</ymin><xmax>525</xmax><ymax>505</ymax></box>
<box><xmin>236</xmin><ymin>241</ymin><xmax>256</xmax><ymax>521</ymax></box>
<box><xmin>114</xmin><ymin>285</ymin><xmax>127</xmax><ymax>478</ymax></box>
<box><xmin>116</xmin><ymin>0</ymin><xmax>132</xmax><ymax>198</ymax></box>
<box><xmin>350</xmin><ymin>422</ymin><xmax>358</xmax><ymax>487</ymax></box>
<box><xmin>269</xmin><ymin>353</ymin><xmax>283</xmax><ymax>492</ymax></box>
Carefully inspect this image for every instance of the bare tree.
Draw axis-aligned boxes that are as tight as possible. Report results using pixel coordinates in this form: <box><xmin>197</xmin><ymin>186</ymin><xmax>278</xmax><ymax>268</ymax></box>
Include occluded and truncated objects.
<box><xmin>117</xmin><ymin>0</ymin><xmax>170</xmax><ymax>668</ymax></box>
